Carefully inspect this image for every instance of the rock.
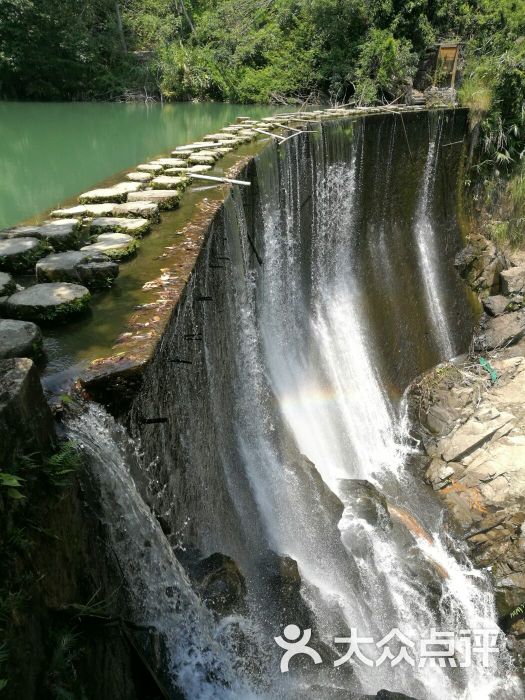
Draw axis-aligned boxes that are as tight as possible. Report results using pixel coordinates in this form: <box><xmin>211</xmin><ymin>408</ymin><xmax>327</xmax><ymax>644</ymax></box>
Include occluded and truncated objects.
<box><xmin>112</xmin><ymin>201</ymin><xmax>160</xmax><ymax>221</ymax></box>
<box><xmin>153</xmin><ymin>158</ymin><xmax>188</xmax><ymax>169</ymax></box>
<box><xmin>338</xmin><ymin>479</ymin><xmax>391</xmax><ymax>528</ymax></box>
<box><xmin>36</xmin><ymin>219</ymin><xmax>82</xmax><ymax>251</ymax></box>
<box><xmin>476</xmin><ymin>310</ymin><xmax>525</xmax><ymax>350</ymax></box>
<box><xmin>501</xmin><ymin>266</ymin><xmax>525</xmax><ymax>295</ymax></box>
<box><xmin>51</xmin><ymin>203</ymin><xmax>115</xmax><ymax>218</ymax></box>
<box><xmin>90</xmin><ymin>217</ymin><xmax>150</xmax><ymax>237</ymax></box>
<box><xmin>3</xmin><ymin>283</ymin><xmax>90</xmax><ymax>323</ymax></box>
<box><xmin>0</xmin><ymin>358</ymin><xmax>55</xmax><ymax>467</ymax></box>
<box><xmin>454</xmin><ymin>235</ymin><xmax>508</xmax><ymax>295</ymax></box>
<box><xmin>425</xmin><ymin>459</ymin><xmax>455</xmax><ymax>489</ymax></box>
<box><xmin>0</xmin><ymin>319</ymin><xmax>43</xmax><ymax>359</ymax></box>
<box><xmin>482</xmin><ymin>295</ymin><xmax>509</xmax><ymax>317</ymax></box>
<box><xmin>127</xmin><ymin>190</ymin><xmax>181</xmax><ymax>210</ymax></box>
<box><xmin>437</xmin><ymin>410</ymin><xmax>515</xmax><ymax>462</ymax></box>
<box><xmin>125</xmin><ymin>171</ymin><xmax>153</xmax><ymax>183</ymax></box>
<box><xmin>151</xmin><ymin>175</ymin><xmax>188</xmax><ymax>191</ymax></box>
<box><xmin>136</xmin><ymin>163</ymin><xmax>164</xmax><ymax>174</ymax></box>
<box><xmin>192</xmin><ymin>553</ymin><xmax>246</xmax><ymax>615</ymax></box>
<box><xmin>36</xmin><ymin>251</ymin><xmax>118</xmax><ymax>290</ymax></box>
<box><xmin>0</xmin><ymin>237</ymin><xmax>49</xmax><ymax>272</ymax></box>
<box><xmin>187</xmin><ymin>154</ymin><xmax>216</xmax><ymax>166</ymax></box>
<box><xmin>188</xmin><ymin>164</ymin><xmax>214</xmax><ymax>174</ymax></box>
<box><xmin>81</xmin><ymin>233</ymin><xmax>139</xmax><ymax>260</ymax></box>
<box><xmin>0</xmin><ymin>272</ymin><xmax>15</xmax><ymax>296</ymax></box>
<box><xmin>78</xmin><ymin>182</ymin><xmax>141</xmax><ymax>204</ymax></box>
<box><xmin>1</xmin><ymin>225</ymin><xmax>41</xmax><ymax>238</ymax></box>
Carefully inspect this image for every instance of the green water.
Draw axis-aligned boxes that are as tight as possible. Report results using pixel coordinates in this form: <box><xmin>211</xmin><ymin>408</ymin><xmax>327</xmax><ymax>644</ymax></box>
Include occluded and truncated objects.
<box><xmin>0</xmin><ymin>101</ymin><xmax>285</xmax><ymax>229</ymax></box>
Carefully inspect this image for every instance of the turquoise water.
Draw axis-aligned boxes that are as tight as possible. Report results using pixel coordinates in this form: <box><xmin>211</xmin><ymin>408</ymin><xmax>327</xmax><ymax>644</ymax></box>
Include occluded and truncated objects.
<box><xmin>0</xmin><ymin>101</ymin><xmax>285</xmax><ymax>228</ymax></box>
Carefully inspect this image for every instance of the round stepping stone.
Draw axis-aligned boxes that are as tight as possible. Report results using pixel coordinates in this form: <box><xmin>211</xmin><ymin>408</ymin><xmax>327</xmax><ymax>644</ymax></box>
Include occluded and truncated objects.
<box><xmin>81</xmin><ymin>233</ymin><xmax>139</xmax><ymax>260</ymax></box>
<box><xmin>78</xmin><ymin>182</ymin><xmax>141</xmax><ymax>204</ymax></box>
<box><xmin>0</xmin><ymin>238</ymin><xmax>50</xmax><ymax>272</ymax></box>
<box><xmin>51</xmin><ymin>203</ymin><xmax>114</xmax><ymax>219</ymax></box>
<box><xmin>137</xmin><ymin>163</ymin><xmax>164</xmax><ymax>174</ymax></box>
<box><xmin>151</xmin><ymin>175</ymin><xmax>189</xmax><ymax>191</ymax></box>
<box><xmin>154</xmin><ymin>158</ymin><xmax>188</xmax><ymax>169</ymax></box>
<box><xmin>126</xmin><ymin>171</ymin><xmax>153</xmax><ymax>183</ymax></box>
<box><xmin>165</xmin><ymin>165</ymin><xmax>212</xmax><ymax>175</ymax></box>
<box><xmin>36</xmin><ymin>251</ymin><xmax>119</xmax><ymax>290</ymax></box>
<box><xmin>4</xmin><ymin>283</ymin><xmax>90</xmax><ymax>323</ymax></box>
<box><xmin>37</xmin><ymin>219</ymin><xmax>82</xmax><ymax>251</ymax></box>
<box><xmin>1</xmin><ymin>225</ymin><xmax>41</xmax><ymax>239</ymax></box>
<box><xmin>91</xmin><ymin>217</ymin><xmax>150</xmax><ymax>237</ymax></box>
<box><xmin>188</xmin><ymin>154</ymin><xmax>216</xmax><ymax>166</ymax></box>
<box><xmin>0</xmin><ymin>319</ymin><xmax>43</xmax><ymax>359</ymax></box>
<box><xmin>0</xmin><ymin>272</ymin><xmax>16</xmax><ymax>296</ymax></box>
<box><xmin>127</xmin><ymin>190</ymin><xmax>181</xmax><ymax>210</ymax></box>
<box><xmin>113</xmin><ymin>201</ymin><xmax>160</xmax><ymax>221</ymax></box>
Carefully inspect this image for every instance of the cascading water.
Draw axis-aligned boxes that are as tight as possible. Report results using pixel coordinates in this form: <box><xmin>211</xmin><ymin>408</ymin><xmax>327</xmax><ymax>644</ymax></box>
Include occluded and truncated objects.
<box><xmin>69</xmin><ymin>111</ymin><xmax>523</xmax><ymax>699</ymax></box>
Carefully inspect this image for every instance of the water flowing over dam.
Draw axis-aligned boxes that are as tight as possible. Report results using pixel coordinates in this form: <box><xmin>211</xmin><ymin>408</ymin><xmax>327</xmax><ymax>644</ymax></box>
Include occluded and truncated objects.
<box><xmin>68</xmin><ymin>110</ymin><xmax>521</xmax><ymax>699</ymax></box>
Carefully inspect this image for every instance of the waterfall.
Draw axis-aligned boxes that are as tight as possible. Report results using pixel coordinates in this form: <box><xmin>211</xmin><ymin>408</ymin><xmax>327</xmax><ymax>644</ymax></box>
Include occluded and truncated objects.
<box><xmin>73</xmin><ymin>112</ymin><xmax>522</xmax><ymax>699</ymax></box>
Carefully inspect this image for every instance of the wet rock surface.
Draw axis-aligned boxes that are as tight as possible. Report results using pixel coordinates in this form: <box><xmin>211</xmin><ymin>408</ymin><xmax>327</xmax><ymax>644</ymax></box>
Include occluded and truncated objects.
<box><xmin>0</xmin><ymin>237</ymin><xmax>49</xmax><ymax>272</ymax></box>
<box><xmin>81</xmin><ymin>232</ymin><xmax>138</xmax><ymax>260</ymax></box>
<box><xmin>2</xmin><ymin>282</ymin><xmax>91</xmax><ymax>323</ymax></box>
<box><xmin>0</xmin><ymin>319</ymin><xmax>42</xmax><ymax>359</ymax></box>
<box><xmin>90</xmin><ymin>217</ymin><xmax>150</xmax><ymax>237</ymax></box>
<box><xmin>36</xmin><ymin>251</ymin><xmax>118</xmax><ymax>289</ymax></box>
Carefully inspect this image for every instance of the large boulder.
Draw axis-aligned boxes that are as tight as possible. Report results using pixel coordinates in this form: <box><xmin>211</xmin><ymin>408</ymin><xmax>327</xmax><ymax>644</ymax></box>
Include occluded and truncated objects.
<box><xmin>0</xmin><ymin>358</ymin><xmax>55</xmax><ymax>467</ymax></box>
<box><xmin>0</xmin><ymin>319</ymin><xmax>42</xmax><ymax>359</ymax></box>
<box><xmin>81</xmin><ymin>233</ymin><xmax>139</xmax><ymax>260</ymax></box>
<box><xmin>0</xmin><ymin>237</ymin><xmax>49</xmax><ymax>272</ymax></box>
<box><xmin>3</xmin><ymin>283</ymin><xmax>91</xmax><ymax>323</ymax></box>
<box><xmin>476</xmin><ymin>310</ymin><xmax>525</xmax><ymax>350</ymax></box>
<box><xmin>454</xmin><ymin>235</ymin><xmax>508</xmax><ymax>295</ymax></box>
<box><xmin>501</xmin><ymin>266</ymin><xmax>525</xmax><ymax>295</ymax></box>
<box><xmin>36</xmin><ymin>251</ymin><xmax>118</xmax><ymax>289</ymax></box>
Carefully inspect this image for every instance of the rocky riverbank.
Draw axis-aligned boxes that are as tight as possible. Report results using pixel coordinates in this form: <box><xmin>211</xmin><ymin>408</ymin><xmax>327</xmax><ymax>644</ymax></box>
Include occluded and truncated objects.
<box><xmin>408</xmin><ymin>232</ymin><xmax>525</xmax><ymax>665</ymax></box>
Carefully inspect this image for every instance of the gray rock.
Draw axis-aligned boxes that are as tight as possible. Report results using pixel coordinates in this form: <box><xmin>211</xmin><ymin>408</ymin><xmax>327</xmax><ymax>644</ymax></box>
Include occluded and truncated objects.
<box><xmin>78</xmin><ymin>182</ymin><xmax>141</xmax><ymax>204</ymax></box>
<box><xmin>501</xmin><ymin>266</ymin><xmax>525</xmax><ymax>295</ymax></box>
<box><xmin>90</xmin><ymin>217</ymin><xmax>150</xmax><ymax>237</ymax></box>
<box><xmin>187</xmin><ymin>154</ymin><xmax>216</xmax><ymax>166</ymax></box>
<box><xmin>437</xmin><ymin>410</ymin><xmax>515</xmax><ymax>462</ymax></box>
<box><xmin>136</xmin><ymin>163</ymin><xmax>164</xmax><ymax>174</ymax></box>
<box><xmin>338</xmin><ymin>479</ymin><xmax>391</xmax><ymax>529</ymax></box>
<box><xmin>151</xmin><ymin>175</ymin><xmax>188</xmax><ymax>191</ymax></box>
<box><xmin>37</xmin><ymin>219</ymin><xmax>82</xmax><ymax>251</ymax></box>
<box><xmin>0</xmin><ymin>319</ymin><xmax>43</xmax><ymax>359</ymax></box>
<box><xmin>81</xmin><ymin>233</ymin><xmax>139</xmax><ymax>260</ymax></box>
<box><xmin>126</xmin><ymin>171</ymin><xmax>153</xmax><ymax>183</ymax></box>
<box><xmin>51</xmin><ymin>203</ymin><xmax>115</xmax><ymax>219</ymax></box>
<box><xmin>0</xmin><ymin>237</ymin><xmax>49</xmax><ymax>272</ymax></box>
<box><xmin>112</xmin><ymin>201</ymin><xmax>160</xmax><ymax>221</ymax></box>
<box><xmin>0</xmin><ymin>357</ymin><xmax>55</xmax><ymax>467</ymax></box>
<box><xmin>192</xmin><ymin>552</ymin><xmax>246</xmax><ymax>615</ymax></box>
<box><xmin>1</xmin><ymin>225</ymin><xmax>41</xmax><ymax>239</ymax></box>
<box><xmin>153</xmin><ymin>158</ymin><xmax>187</xmax><ymax>169</ymax></box>
<box><xmin>4</xmin><ymin>283</ymin><xmax>91</xmax><ymax>323</ymax></box>
<box><xmin>477</xmin><ymin>310</ymin><xmax>525</xmax><ymax>350</ymax></box>
<box><xmin>482</xmin><ymin>295</ymin><xmax>509</xmax><ymax>317</ymax></box>
<box><xmin>0</xmin><ymin>272</ymin><xmax>15</xmax><ymax>296</ymax></box>
<box><xmin>425</xmin><ymin>459</ymin><xmax>455</xmax><ymax>490</ymax></box>
<box><xmin>36</xmin><ymin>251</ymin><xmax>118</xmax><ymax>289</ymax></box>
<box><xmin>127</xmin><ymin>190</ymin><xmax>181</xmax><ymax>210</ymax></box>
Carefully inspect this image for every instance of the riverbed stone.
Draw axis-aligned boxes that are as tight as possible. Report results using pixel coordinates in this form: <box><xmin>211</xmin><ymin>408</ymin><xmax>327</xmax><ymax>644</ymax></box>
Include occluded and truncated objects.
<box><xmin>0</xmin><ymin>238</ymin><xmax>50</xmax><ymax>272</ymax></box>
<box><xmin>3</xmin><ymin>283</ymin><xmax>91</xmax><ymax>323</ymax></box>
<box><xmin>81</xmin><ymin>233</ymin><xmax>139</xmax><ymax>260</ymax></box>
<box><xmin>153</xmin><ymin>158</ymin><xmax>188</xmax><ymax>169</ymax></box>
<box><xmin>136</xmin><ymin>163</ymin><xmax>164</xmax><ymax>174</ymax></box>
<box><xmin>0</xmin><ymin>319</ymin><xmax>43</xmax><ymax>359</ymax></box>
<box><xmin>90</xmin><ymin>217</ymin><xmax>150</xmax><ymax>237</ymax></box>
<box><xmin>187</xmin><ymin>154</ymin><xmax>216</xmax><ymax>166</ymax></box>
<box><xmin>501</xmin><ymin>266</ymin><xmax>525</xmax><ymax>295</ymax></box>
<box><xmin>78</xmin><ymin>182</ymin><xmax>142</xmax><ymax>204</ymax></box>
<box><xmin>112</xmin><ymin>201</ymin><xmax>160</xmax><ymax>221</ymax></box>
<box><xmin>476</xmin><ymin>310</ymin><xmax>525</xmax><ymax>350</ymax></box>
<box><xmin>126</xmin><ymin>171</ymin><xmax>153</xmax><ymax>183</ymax></box>
<box><xmin>127</xmin><ymin>190</ymin><xmax>181</xmax><ymax>210</ymax></box>
<box><xmin>0</xmin><ymin>272</ymin><xmax>15</xmax><ymax>297</ymax></box>
<box><xmin>482</xmin><ymin>295</ymin><xmax>510</xmax><ymax>317</ymax></box>
<box><xmin>151</xmin><ymin>175</ymin><xmax>188</xmax><ymax>191</ymax></box>
<box><xmin>36</xmin><ymin>251</ymin><xmax>119</xmax><ymax>289</ymax></box>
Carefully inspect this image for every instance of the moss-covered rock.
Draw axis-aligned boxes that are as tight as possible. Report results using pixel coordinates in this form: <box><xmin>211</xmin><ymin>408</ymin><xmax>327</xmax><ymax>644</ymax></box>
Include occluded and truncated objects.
<box><xmin>81</xmin><ymin>233</ymin><xmax>139</xmax><ymax>260</ymax></box>
<box><xmin>0</xmin><ymin>272</ymin><xmax>16</xmax><ymax>296</ymax></box>
<box><xmin>126</xmin><ymin>171</ymin><xmax>153</xmax><ymax>183</ymax></box>
<box><xmin>90</xmin><ymin>217</ymin><xmax>150</xmax><ymax>237</ymax></box>
<box><xmin>0</xmin><ymin>237</ymin><xmax>50</xmax><ymax>273</ymax></box>
<box><xmin>150</xmin><ymin>175</ymin><xmax>189</xmax><ymax>191</ymax></box>
<box><xmin>37</xmin><ymin>219</ymin><xmax>82</xmax><ymax>251</ymax></box>
<box><xmin>36</xmin><ymin>250</ymin><xmax>119</xmax><ymax>289</ymax></box>
<box><xmin>78</xmin><ymin>182</ymin><xmax>142</xmax><ymax>204</ymax></box>
<box><xmin>127</xmin><ymin>190</ymin><xmax>181</xmax><ymax>210</ymax></box>
<box><xmin>187</xmin><ymin>154</ymin><xmax>216</xmax><ymax>166</ymax></box>
<box><xmin>0</xmin><ymin>319</ymin><xmax>43</xmax><ymax>359</ymax></box>
<box><xmin>3</xmin><ymin>283</ymin><xmax>91</xmax><ymax>323</ymax></box>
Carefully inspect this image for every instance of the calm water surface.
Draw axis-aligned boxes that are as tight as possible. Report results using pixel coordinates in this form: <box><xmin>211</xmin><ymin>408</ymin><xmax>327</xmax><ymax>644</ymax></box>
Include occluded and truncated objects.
<box><xmin>0</xmin><ymin>101</ymin><xmax>285</xmax><ymax>228</ymax></box>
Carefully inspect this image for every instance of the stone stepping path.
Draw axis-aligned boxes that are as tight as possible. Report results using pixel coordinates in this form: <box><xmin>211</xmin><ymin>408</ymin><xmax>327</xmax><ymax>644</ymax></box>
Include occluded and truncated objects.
<box><xmin>0</xmin><ymin>237</ymin><xmax>49</xmax><ymax>272</ymax></box>
<box><xmin>36</xmin><ymin>250</ymin><xmax>119</xmax><ymax>289</ymax></box>
<box><xmin>0</xmin><ymin>319</ymin><xmax>43</xmax><ymax>359</ymax></box>
<box><xmin>2</xmin><ymin>282</ymin><xmax>90</xmax><ymax>323</ymax></box>
<box><xmin>127</xmin><ymin>190</ymin><xmax>181</xmax><ymax>210</ymax></box>
<box><xmin>79</xmin><ymin>182</ymin><xmax>142</xmax><ymax>204</ymax></box>
<box><xmin>0</xmin><ymin>272</ymin><xmax>15</xmax><ymax>296</ymax></box>
<box><xmin>90</xmin><ymin>217</ymin><xmax>150</xmax><ymax>237</ymax></box>
<box><xmin>81</xmin><ymin>233</ymin><xmax>139</xmax><ymax>260</ymax></box>
<box><xmin>3</xmin><ymin>219</ymin><xmax>81</xmax><ymax>251</ymax></box>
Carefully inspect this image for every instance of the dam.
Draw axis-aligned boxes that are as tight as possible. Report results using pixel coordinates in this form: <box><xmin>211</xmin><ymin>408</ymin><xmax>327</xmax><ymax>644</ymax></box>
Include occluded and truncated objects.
<box><xmin>1</xmin><ymin>107</ymin><xmax>522</xmax><ymax>699</ymax></box>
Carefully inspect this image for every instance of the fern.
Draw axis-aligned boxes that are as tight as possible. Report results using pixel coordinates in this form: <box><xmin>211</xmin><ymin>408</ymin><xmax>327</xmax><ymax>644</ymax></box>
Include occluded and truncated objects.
<box><xmin>510</xmin><ymin>604</ymin><xmax>525</xmax><ymax>619</ymax></box>
<box><xmin>43</xmin><ymin>442</ymin><xmax>82</xmax><ymax>488</ymax></box>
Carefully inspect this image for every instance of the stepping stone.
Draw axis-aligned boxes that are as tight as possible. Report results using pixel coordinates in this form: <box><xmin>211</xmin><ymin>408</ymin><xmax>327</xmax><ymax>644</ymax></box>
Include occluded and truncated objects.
<box><xmin>37</xmin><ymin>219</ymin><xmax>82</xmax><ymax>251</ymax></box>
<box><xmin>180</xmin><ymin>149</ymin><xmax>220</xmax><ymax>161</ymax></box>
<box><xmin>188</xmin><ymin>154</ymin><xmax>216</xmax><ymax>166</ymax></box>
<box><xmin>136</xmin><ymin>163</ymin><xmax>164</xmax><ymax>174</ymax></box>
<box><xmin>164</xmin><ymin>165</ymin><xmax>213</xmax><ymax>176</ymax></box>
<box><xmin>188</xmin><ymin>165</ymin><xmax>213</xmax><ymax>174</ymax></box>
<box><xmin>0</xmin><ymin>272</ymin><xmax>15</xmax><ymax>296</ymax></box>
<box><xmin>153</xmin><ymin>158</ymin><xmax>188</xmax><ymax>169</ymax></box>
<box><xmin>51</xmin><ymin>203</ymin><xmax>115</xmax><ymax>219</ymax></box>
<box><xmin>214</xmin><ymin>147</ymin><xmax>233</xmax><ymax>155</ymax></box>
<box><xmin>151</xmin><ymin>175</ymin><xmax>188</xmax><ymax>191</ymax></box>
<box><xmin>91</xmin><ymin>217</ymin><xmax>150</xmax><ymax>237</ymax></box>
<box><xmin>3</xmin><ymin>283</ymin><xmax>90</xmax><ymax>323</ymax></box>
<box><xmin>0</xmin><ymin>238</ymin><xmax>50</xmax><ymax>272</ymax></box>
<box><xmin>127</xmin><ymin>190</ymin><xmax>181</xmax><ymax>210</ymax></box>
<box><xmin>126</xmin><ymin>171</ymin><xmax>153</xmax><ymax>183</ymax></box>
<box><xmin>81</xmin><ymin>233</ymin><xmax>139</xmax><ymax>260</ymax></box>
<box><xmin>36</xmin><ymin>251</ymin><xmax>119</xmax><ymax>290</ymax></box>
<box><xmin>112</xmin><ymin>201</ymin><xmax>160</xmax><ymax>221</ymax></box>
<box><xmin>1</xmin><ymin>225</ymin><xmax>41</xmax><ymax>239</ymax></box>
<box><xmin>0</xmin><ymin>319</ymin><xmax>43</xmax><ymax>359</ymax></box>
<box><xmin>78</xmin><ymin>182</ymin><xmax>142</xmax><ymax>204</ymax></box>
<box><xmin>203</xmin><ymin>133</ymin><xmax>229</xmax><ymax>141</ymax></box>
